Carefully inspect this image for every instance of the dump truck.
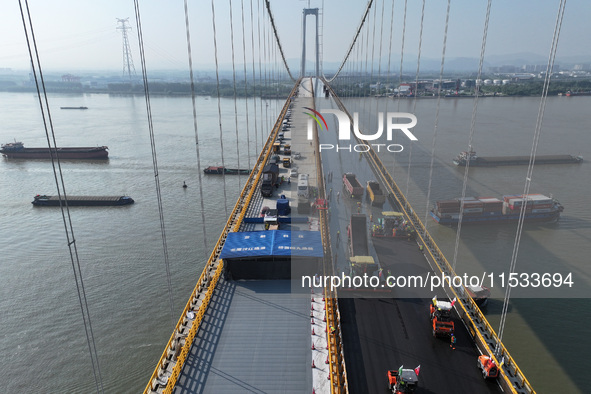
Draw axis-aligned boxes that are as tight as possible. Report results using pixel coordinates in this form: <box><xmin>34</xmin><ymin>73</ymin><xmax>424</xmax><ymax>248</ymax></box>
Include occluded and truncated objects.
<box><xmin>283</xmin><ymin>144</ymin><xmax>291</xmax><ymax>155</ymax></box>
<box><xmin>282</xmin><ymin>157</ymin><xmax>291</xmax><ymax>168</ymax></box>
<box><xmin>387</xmin><ymin>367</ymin><xmax>419</xmax><ymax>393</ymax></box>
<box><xmin>430</xmin><ymin>297</ymin><xmax>455</xmax><ymax>337</ymax></box>
<box><xmin>343</xmin><ymin>173</ymin><xmax>364</xmax><ymax>198</ymax></box>
<box><xmin>477</xmin><ymin>355</ymin><xmax>499</xmax><ymax>379</ymax></box>
<box><xmin>348</xmin><ymin>214</ymin><xmax>369</xmax><ymax>257</ymax></box>
<box><xmin>261</xmin><ymin>163</ymin><xmax>279</xmax><ymax>197</ymax></box>
<box><xmin>367</xmin><ymin>180</ymin><xmax>386</xmax><ymax>205</ymax></box>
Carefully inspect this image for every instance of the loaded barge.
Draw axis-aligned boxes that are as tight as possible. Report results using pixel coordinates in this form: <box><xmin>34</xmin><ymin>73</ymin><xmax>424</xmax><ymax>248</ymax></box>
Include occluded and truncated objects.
<box><xmin>1</xmin><ymin>142</ymin><xmax>108</xmax><ymax>160</ymax></box>
<box><xmin>32</xmin><ymin>195</ymin><xmax>134</xmax><ymax>206</ymax></box>
<box><xmin>453</xmin><ymin>150</ymin><xmax>582</xmax><ymax>166</ymax></box>
<box><xmin>203</xmin><ymin>166</ymin><xmax>250</xmax><ymax>175</ymax></box>
<box><xmin>430</xmin><ymin>194</ymin><xmax>563</xmax><ymax>225</ymax></box>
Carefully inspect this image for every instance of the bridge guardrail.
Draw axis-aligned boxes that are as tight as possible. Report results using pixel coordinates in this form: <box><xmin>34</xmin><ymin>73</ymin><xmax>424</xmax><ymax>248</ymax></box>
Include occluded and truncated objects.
<box><xmin>309</xmin><ymin>78</ymin><xmax>349</xmax><ymax>393</ymax></box>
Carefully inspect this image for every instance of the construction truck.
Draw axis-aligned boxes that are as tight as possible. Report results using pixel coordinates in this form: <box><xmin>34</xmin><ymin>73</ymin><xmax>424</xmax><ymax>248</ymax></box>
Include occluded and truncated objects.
<box><xmin>387</xmin><ymin>367</ymin><xmax>419</xmax><ymax>393</ymax></box>
<box><xmin>477</xmin><ymin>355</ymin><xmax>499</xmax><ymax>379</ymax></box>
<box><xmin>343</xmin><ymin>173</ymin><xmax>364</xmax><ymax>198</ymax></box>
<box><xmin>366</xmin><ymin>180</ymin><xmax>386</xmax><ymax>205</ymax></box>
<box><xmin>430</xmin><ymin>297</ymin><xmax>455</xmax><ymax>337</ymax></box>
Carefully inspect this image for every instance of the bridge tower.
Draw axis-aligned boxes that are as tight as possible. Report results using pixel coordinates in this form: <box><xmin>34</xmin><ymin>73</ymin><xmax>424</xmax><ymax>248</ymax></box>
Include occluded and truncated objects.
<box><xmin>116</xmin><ymin>18</ymin><xmax>136</xmax><ymax>80</ymax></box>
<box><xmin>300</xmin><ymin>8</ymin><xmax>320</xmax><ymax>77</ymax></box>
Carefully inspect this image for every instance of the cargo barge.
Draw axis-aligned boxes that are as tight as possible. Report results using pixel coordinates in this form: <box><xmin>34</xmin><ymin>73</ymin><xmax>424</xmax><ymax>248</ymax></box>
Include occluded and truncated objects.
<box><xmin>453</xmin><ymin>150</ymin><xmax>582</xmax><ymax>166</ymax></box>
<box><xmin>203</xmin><ymin>166</ymin><xmax>250</xmax><ymax>175</ymax></box>
<box><xmin>1</xmin><ymin>142</ymin><xmax>108</xmax><ymax>160</ymax></box>
<box><xmin>430</xmin><ymin>194</ymin><xmax>563</xmax><ymax>225</ymax></box>
<box><xmin>32</xmin><ymin>195</ymin><xmax>134</xmax><ymax>206</ymax></box>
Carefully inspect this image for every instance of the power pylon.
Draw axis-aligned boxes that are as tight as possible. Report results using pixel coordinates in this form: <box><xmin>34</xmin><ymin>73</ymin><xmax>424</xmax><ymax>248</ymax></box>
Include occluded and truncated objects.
<box><xmin>116</xmin><ymin>18</ymin><xmax>136</xmax><ymax>80</ymax></box>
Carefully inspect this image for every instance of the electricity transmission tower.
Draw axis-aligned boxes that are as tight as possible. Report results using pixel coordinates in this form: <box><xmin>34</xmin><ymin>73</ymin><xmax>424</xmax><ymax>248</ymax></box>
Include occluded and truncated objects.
<box><xmin>116</xmin><ymin>18</ymin><xmax>136</xmax><ymax>80</ymax></box>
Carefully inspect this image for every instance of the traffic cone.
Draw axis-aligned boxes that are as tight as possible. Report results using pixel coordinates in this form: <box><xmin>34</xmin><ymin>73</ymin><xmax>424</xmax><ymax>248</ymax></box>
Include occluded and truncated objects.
<box><xmin>312</xmin><ymin>328</ymin><xmax>315</xmax><ymax>336</ymax></box>
<box><xmin>325</xmin><ymin>355</ymin><xmax>329</xmax><ymax>364</ymax></box>
<box><xmin>310</xmin><ymin>311</ymin><xmax>314</xmax><ymax>317</ymax></box>
<box><xmin>311</xmin><ymin>318</ymin><xmax>315</xmax><ymax>325</ymax></box>
<box><xmin>311</xmin><ymin>305</ymin><xmax>314</xmax><ymax>311</ymax></box>
<box><xmin>323</xmin><ymin>315</ymin><xmax>326</xmax><ymax>322</ymax></box>
<box><xmin>311</xmin><ymin>298</ymin><xmax>315</xmax><ymax>303</ymax></box>
<box><xmin>312</xmin><ymin>342</ymin><xmax>315</xmax><ymax>350</ymax></box>
<box><xmin>311</xmin><ymin>360</ymin><xmax>316</xmax><ymax>368</ymax></box>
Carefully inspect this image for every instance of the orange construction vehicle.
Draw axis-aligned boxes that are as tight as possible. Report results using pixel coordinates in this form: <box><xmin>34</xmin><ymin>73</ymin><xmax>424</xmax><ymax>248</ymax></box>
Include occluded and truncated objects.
<box><xmin>387</xmin><ymin>366</ymin><xmax>419</xmax><ymax>393</ymax></box>
<box><xmin>430</xmin><ymin>296</ymin><xmax>455</xmax><ymax>337</ymax></box>
<box><xmin>477</xmin><ymin>355</ymin><xmax>499</xmax><ymax>379</ymax></box>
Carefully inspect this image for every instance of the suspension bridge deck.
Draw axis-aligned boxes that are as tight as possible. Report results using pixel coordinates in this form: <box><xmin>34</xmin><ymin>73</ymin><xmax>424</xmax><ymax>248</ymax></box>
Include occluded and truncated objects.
<box><xmin>145</xmin><ymin>78</ymin><xmax>534</xmax><ymax>394</ymax></box>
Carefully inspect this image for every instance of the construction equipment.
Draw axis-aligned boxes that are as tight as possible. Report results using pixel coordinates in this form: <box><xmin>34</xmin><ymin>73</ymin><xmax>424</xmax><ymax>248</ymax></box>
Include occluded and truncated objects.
<box><xmin>343</xmin><ymin>173</ymin><xmax>364</xmax><ymax>198</ymax></box>
<box><xmin>477</xmin><ymin>355</ymin><xmax>499</xmax><ymax>379</ymax></box>
<box><xmin>387</xmin><ymin>366</ymin><xmax>419</xmax><ymax>393</ymax></box>
<box><xmin>366</xmin><ymin>180</ymin><xmax>386</xmax><ymax>205</ymax></box>
<box><xmin>430</xmin><ymin>296</ymin><xmax>455</xmax><ymax>337</ymax></box>
<box><xmin>282</xmin><ymin>157</ymin><xmax>291</xmax><ymax>168</ymax></box>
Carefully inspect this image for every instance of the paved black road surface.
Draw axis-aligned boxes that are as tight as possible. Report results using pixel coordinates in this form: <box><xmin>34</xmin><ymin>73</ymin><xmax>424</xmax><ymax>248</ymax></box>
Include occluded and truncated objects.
<box><xmin>340</xmin><ymin>238</ymin><xmax>502</xmax><ymax>394</ymax></box>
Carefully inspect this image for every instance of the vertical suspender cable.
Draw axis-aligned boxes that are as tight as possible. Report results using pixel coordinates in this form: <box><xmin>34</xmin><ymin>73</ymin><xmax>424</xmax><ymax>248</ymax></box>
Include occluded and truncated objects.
<box><xmin>256</xmin><ymin>0</ymin><xmax>264</xmax><ymax>146</ymax></box>
<box><xmin>18</xmin><ymin>2</ymin><xmax>104</xmax><ymax>391</ymax></box>
<box><xmin>229</xmin><ymin>0</ymin><xmax>242</xmax><ymax>190</ymax></box>
<box><xmin>210</xmin><ymin>0</ymin><xmax>230</xmax><ymax>219</ymax></box>
<box><xmin>404</xmin><ymin>0</ymin><xmax>425</xmax><ymax>197</ymax></box>
<box><xmin>497</xmin><ymin>0</ymin><xmax>566</xmax><ymax>346</ymax></box>
<box><xmin>183</xmin><ymin>0</ymin><xmax>209</xmax><ymax>251</ymax></box>
<box><xmin>386</xmin><ymin>0</ymin><xmax>395</xmax><ymax>98</ymax></box>
<box><xmin>451</xmin><ymin>0</ymin><xmax>492</xmax><ymax>272</ymax></box>
<box><xmin>423</xmin><ymin>0</ymin><xmax>451</xmax><ymax>230</ymax></box>
<box><xmin>393</xmin><ymin>0</ymin><xmax>407</xmax><ymax>179</ymax></box>
<box><xmin>249</xmin><ymin>0</ymin><xmax>259</xmax><ymax>153</ymax></box>
<box><xmin>133</xmin><ymin>0</ymin><xmax>176</xmax><ymax>328</ymax></box>
<box><xmin>240</xmin><ymin>0</ymin><xmax>252</xmax><ymax>170</ymax></box>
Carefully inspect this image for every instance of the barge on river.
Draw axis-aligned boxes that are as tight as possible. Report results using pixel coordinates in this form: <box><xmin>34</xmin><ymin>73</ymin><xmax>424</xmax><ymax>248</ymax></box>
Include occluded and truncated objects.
<box><xmin>1</xmin><ymin>141</ymin><xmax>108</xmax><ymax>160</ymax></box>
<box><xmin>32</xmin><ymin>195</ymin><xmax>134</xmax><ymax>206</ymax></box>
<box><xmin>430</xmin><ymin>194</ymin><xmax>563</xmax><ymax>225</ymax></box>
<box><xmin>453</xmin><ymin>150</ymin><xmax>582</xmax><ymax>166</ymax></box>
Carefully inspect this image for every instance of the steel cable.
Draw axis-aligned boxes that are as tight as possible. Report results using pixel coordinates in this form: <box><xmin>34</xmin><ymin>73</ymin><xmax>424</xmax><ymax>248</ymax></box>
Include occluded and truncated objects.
<box><xmin>451</xmin><ymin>0</ymin><xmax>492</xmax><ymax>272</ymax></box>
<box><xmin>133</xmin><ymin>0</ymin><xmax>176</xmax><ymax>329</ymax></box>
<box><xmin>18</xmin><ymin>2</ymin><xmax>104</xmax><ymax>391</ymax></box>
<box><xmin>497</xmin><ymin>0</ymin><xmax>567</xmax><ymax>346</ymax></box>
<box><xmin>423</xmin><ymin>0</ymin><xmax>451</xmax><ymax>229</ymax></box>
<box><xmin>183</xmin><ymin>0</ymin><xmax>209</xmax><ymax>251</ymax></box>
<box><xmin>210</xmin><ymin>0</ymin><xmax>230</xmax><ymax>219</ymax></box>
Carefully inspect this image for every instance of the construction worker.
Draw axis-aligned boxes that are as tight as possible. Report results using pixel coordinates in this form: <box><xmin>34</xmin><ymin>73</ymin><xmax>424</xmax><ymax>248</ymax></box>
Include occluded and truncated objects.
<box><xmin>330</xmin><ymin>326</ymin><xmax>336</xmax><ymax>335</ymax></box>
<box><xmin>337</xmin><ymin>191</ymin><xmax>340</xmax><ymax>202</ymax></box>
<box><xmin>419</xmin><ymin>244</ymin><xmax>424</xmax><ymax>252</ymax></box>
<box><xmin>336</xmin><ymin>230</ymin><xmax>341</xmax><ymax>242</ymax></box>
<box><xmin>450</xmin><ymin>334</ymin><xmax>456</xmax><ymax>350</ymax></box>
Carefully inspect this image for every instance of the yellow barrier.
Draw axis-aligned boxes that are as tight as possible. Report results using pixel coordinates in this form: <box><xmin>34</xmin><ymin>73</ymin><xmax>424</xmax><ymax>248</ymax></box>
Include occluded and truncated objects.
<box><xmin>309</xmin><ymin>78</ymin><xmax>349</xmax><ymax>393</ymax></box>
<box><xmin>323</xmin><ymin>79</ymin><xmax>535</xmax><ymax>394</ymax></box>
<box><xmin>143</xmin><ymin>80</ymin><xmax>302</xmax><ymax>393</ymax></box>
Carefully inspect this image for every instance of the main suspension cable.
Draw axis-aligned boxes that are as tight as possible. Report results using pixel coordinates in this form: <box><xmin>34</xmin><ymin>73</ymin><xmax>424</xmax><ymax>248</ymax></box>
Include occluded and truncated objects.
<box><xmin>324</xmin><ymin>0</ymin><xmax>374</xmax><ymax>82</ymax></box>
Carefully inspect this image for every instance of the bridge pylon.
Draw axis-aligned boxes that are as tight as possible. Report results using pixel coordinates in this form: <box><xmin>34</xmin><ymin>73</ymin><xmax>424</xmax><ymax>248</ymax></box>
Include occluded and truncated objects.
<box><xmin>301</xmin><ymin>8</ymin><xmax>320</xmax><ymax>77</ymax></box>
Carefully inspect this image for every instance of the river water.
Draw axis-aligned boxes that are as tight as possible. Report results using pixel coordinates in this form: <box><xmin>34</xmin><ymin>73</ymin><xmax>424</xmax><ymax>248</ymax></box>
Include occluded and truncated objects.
<box><xmin>0</xmin><ymin>91</ymin><xmax>588</xmax><ymax>392</ymax></box>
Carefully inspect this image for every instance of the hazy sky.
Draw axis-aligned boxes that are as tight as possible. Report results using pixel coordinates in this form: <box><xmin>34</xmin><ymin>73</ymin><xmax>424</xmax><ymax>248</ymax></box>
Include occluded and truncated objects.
<box><xmin>1</xmin><ymin>0</ymin><xmax>589</xmax><ymax>72</ymax></box>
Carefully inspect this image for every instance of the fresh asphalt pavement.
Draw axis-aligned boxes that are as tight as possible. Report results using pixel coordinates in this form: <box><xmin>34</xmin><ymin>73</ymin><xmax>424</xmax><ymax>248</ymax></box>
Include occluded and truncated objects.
<box><xmin>315</xmin><ymin>85</ymin><xmax>502</xmax><ymax>393</ymax></box>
